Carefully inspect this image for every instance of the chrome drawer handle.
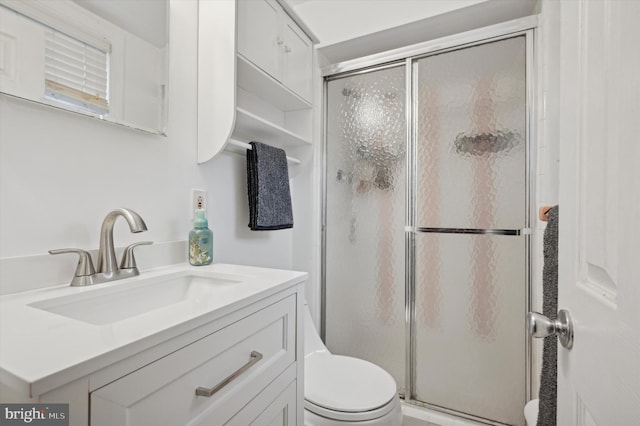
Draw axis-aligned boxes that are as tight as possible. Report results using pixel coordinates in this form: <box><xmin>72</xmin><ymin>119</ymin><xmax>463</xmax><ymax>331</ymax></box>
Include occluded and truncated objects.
<box><xmin>195</xmin><ymin>351</ymin><xmax>263</xmax><ymax>397</ymax></box>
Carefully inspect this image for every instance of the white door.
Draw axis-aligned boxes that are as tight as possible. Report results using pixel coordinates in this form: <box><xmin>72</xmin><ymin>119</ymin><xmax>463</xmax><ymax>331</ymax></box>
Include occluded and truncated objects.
<box><xmin>557</xmin><ymin>0</ymin><xmax>640</xmax><ymax>424</ymax></box>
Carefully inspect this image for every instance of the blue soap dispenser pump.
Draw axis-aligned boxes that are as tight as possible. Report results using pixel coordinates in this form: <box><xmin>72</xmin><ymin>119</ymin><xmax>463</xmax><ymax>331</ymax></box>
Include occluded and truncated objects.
<box><xmin>189</xmin><ymin>209</ymin><xmax>213</xmax><ymax>266</ymax></box>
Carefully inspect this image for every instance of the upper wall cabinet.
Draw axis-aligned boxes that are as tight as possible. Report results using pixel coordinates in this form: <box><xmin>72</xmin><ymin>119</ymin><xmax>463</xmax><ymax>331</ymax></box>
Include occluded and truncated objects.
<box><xmin>281</xmin><ymin>14</ymin><xmax>313</xmax><ymax>101</ymax></box>
<box><xmin>238</xmin><ymin>0</ymin><xmax>312</xmax><ymax>102</ymax></box>
<box><xmin>198</xmin><ymin>0</ymin><xmax>317</xmax><ymax>164</ymax></box>
<box><xmin>237</xmin><ymin>0</ymin><xmax>280</xmax><ymax>84</ymax></box>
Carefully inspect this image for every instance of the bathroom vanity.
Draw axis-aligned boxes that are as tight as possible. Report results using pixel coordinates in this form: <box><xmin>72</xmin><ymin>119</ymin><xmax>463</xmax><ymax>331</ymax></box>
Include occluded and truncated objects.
<box><xmin>0</xmin><ymin>264</ymin><xmax>307</xmax><ymax>425</ymax></box>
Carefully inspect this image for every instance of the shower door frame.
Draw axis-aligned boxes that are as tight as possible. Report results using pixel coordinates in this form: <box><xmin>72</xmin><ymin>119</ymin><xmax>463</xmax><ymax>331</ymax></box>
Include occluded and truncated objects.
<box><xmin>321</xmin><ymin>16</ymin><xmax>538</xmax><ymax>425</ymax></box>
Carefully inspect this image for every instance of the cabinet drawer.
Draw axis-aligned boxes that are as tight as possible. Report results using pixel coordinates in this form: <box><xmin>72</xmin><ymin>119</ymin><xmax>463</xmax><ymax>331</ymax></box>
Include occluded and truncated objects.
<box><xmin>91</xmin><ymin>295</ymin><xmax>296</xmax><ymax>426</ymax></box>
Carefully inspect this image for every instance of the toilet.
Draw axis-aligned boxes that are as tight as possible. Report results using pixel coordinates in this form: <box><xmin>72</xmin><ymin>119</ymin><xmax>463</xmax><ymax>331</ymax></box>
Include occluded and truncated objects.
<box><xmin>524</xmin><ymin>399</ymin><xmax>539</xmax><ymax>426</ymax></box>
<box><xmin>304</xmin><ymin>304</ymin><xmax>403</xmax><ymax>426</ymax></box>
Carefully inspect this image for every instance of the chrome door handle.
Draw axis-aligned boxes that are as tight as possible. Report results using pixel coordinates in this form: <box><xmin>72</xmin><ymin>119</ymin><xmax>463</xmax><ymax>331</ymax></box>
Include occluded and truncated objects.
<box><xmin>195</xmin><ymin>351</ymin><xmax>263</xmax><ymax>397</ymax></box>
<box><xmin>527</xmin><ymin>310</ymin><xmax>574</xmax><ymax>349</ymax></box>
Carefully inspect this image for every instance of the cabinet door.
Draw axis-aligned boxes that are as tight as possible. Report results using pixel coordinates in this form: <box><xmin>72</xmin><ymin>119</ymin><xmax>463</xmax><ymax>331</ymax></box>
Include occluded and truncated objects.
<box><xmin>249</xmin><ymin>380</ymin><xmax>296</xmax><ymax>426</ymax></box>
<box><xmin>281</xmin><ymin>14</ymin><xmax>312</xmax><ymax>102</ymax></box>
<box><xmin>237</xmin><ymin>0</ymin><xmax>281</xmax><ymax>80</ymax></box>
<box><xmin>225</xmin><ymin>375</ymin><xmax>297</xmax><ymax>426</ymax></box>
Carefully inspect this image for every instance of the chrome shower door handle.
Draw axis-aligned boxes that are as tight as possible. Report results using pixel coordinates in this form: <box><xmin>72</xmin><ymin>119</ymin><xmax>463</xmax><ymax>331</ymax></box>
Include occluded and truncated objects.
<box><xmin>527</xmin><ymin>310</ymin><xmax>574</xmax><ymax>349</ymax></box>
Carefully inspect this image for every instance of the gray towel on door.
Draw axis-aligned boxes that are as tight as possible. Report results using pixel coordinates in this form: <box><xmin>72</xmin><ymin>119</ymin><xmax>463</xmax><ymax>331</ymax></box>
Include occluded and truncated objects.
<box><xmin>246</xmin><ymin>142</ymin><xmax>293</xmax><ymax>230</ymax></box>
<box><xmin>537</xmin><ymin>205</ymin><xmax>559</xmax><ymax>426</ymax></box>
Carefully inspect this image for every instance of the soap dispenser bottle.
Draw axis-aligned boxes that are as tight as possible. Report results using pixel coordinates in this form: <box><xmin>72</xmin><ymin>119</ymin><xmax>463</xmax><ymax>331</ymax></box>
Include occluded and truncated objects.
<box><xmin>189</xmin><ymin>209</ymin><xmax>213</xmax><ymax>266</ymax></box>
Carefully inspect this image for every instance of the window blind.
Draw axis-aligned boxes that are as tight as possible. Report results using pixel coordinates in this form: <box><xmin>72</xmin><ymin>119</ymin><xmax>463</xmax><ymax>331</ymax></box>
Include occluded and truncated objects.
<box><xmin>44</xmin><ymin>28</ymin><xmax>109</xmax><ymax>115</ymax></box>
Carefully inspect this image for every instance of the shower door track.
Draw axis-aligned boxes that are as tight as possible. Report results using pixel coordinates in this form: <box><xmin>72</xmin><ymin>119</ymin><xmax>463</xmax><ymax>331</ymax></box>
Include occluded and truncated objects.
<box><xmin>321</xmin><ymin>16</ymin><xmax>538</xmax><ymax>78</ymax></box>
<box><xmin>321</xmin><ymin>15</ymin><xmax>538</xmax><ymax>426</ymax></box>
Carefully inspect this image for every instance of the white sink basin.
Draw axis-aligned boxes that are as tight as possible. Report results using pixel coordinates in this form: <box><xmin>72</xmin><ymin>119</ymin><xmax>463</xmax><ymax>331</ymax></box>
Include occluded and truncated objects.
<box><xmin>28</xmin><ymin>271</ymin><xmax>243</xmax><ymax>325</ymax></box>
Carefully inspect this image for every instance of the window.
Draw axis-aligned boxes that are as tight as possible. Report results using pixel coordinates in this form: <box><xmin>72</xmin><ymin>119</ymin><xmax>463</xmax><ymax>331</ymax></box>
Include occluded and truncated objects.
<box><xmin>44</xmin><ymin>28</ymin><xmax>109</xmax><ymax>115</ymax></box>
<box><xmin>0</xmin><ymin>0</ymin><xmax>167</xmax><ymax>133</ymax></box>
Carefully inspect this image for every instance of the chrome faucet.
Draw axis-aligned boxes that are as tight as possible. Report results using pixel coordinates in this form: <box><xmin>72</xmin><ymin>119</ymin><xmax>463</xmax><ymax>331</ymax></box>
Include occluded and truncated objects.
<box><xmin>97</xmin><ymin>208</ymin><xmax>147</xmax><ymax>274</ymax></box>
<box><xmin>49</xmin><ymin>208</ymin><xmax>153</xmax><ymax>286</ymax></box>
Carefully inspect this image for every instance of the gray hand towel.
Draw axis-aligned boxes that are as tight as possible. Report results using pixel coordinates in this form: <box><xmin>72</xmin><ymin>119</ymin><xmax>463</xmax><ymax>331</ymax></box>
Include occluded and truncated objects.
<box><xmin>246</xmin><ymin>141</ymin><xmax>293</xmax><ymax>231</ymax></box>
<box><xmin>537</xmin><ymin>205</ymin><xmax>559</xmax><ymax>426</ymax></box>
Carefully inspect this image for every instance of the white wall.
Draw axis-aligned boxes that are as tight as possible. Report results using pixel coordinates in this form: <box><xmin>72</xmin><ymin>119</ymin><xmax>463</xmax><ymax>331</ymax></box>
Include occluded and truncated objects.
<box><xmin>0</xmin><ymin>0</ymin><xmax>294</xmax><ymax>294</ymax></box>
<box><xmin>530</xmin><ymin>0</ymin><xmax>561</xmax><ymax>398</ymax></box>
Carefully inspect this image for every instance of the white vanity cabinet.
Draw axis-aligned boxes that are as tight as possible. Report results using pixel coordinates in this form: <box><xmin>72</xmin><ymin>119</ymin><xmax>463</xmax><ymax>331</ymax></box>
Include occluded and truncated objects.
<box><xmin>91</xmin><ymin>294</ymin><xmax>298</xmax><ymax>425</ymax></box>
<box><xmin>0</xmin><ymin>264</ymin><xmax>306</xmax><ymax>426</ymax></box>
<box><xmin>237</xmin><ymin>0</ymin><xmax>313</xmax><ymax>102</ymax></box>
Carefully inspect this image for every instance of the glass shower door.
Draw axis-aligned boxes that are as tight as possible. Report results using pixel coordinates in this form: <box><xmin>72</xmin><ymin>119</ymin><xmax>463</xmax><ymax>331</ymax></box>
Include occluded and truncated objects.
<box><xmin>323</xmin><ymin>33</ymin><xmax>530</xmax><ymax>426</ymax></box>
<box><xmin>324</xmin><ymin>65</ymin><xmax>407</xmax><ymax>393</ymax></box>
<box><xmin>413</xmin><ymin>36</ymin><xmax>528</xmax><ymax>425</ymax></box>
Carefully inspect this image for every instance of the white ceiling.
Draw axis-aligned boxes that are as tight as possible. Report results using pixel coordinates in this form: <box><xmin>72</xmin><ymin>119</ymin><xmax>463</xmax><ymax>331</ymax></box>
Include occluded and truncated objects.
<box><xmin>286</xmin><ymin>0</ymin><xmax>538</xmax><ymax>64</ymax></box>
<box><xmin>287</xmin><ymin>0</ymin><xmax>489</xmax><ymax>47</ymax></box>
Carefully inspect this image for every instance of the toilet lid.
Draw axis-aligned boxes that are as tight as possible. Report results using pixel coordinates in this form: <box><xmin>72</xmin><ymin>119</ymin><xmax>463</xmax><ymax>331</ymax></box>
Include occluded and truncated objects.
<box><xmin>305</xmin><ymin>353</ymin><xmax>397</xmax><ymax>413</ymax></box>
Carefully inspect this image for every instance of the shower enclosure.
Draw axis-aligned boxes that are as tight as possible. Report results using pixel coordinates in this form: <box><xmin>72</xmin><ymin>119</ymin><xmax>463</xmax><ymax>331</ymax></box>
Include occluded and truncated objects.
<box><xmin>323</xmin><ymin>28</ymin><xmax>533</xmax><ymax>426</ymax></box>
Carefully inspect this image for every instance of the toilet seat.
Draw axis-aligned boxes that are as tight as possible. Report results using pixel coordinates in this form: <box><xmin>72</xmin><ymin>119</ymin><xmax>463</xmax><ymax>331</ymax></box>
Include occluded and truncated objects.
<box><xmin>305</xmin><ymin>353</ymin><xmax>398</xmax><ymax>422</ymax></box>
<box><xmin>304</xmin><ymin>398</ymin><xmax>398</xmax><ymax>422</ymax></box>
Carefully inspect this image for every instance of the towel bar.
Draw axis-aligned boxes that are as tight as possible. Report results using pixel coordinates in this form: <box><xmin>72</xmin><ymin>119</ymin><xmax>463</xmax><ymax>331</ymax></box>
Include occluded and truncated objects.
<box><xmin>227</xmin><ymin>139</ymin><xmax>301</xmax><ymax>165</ymax></box>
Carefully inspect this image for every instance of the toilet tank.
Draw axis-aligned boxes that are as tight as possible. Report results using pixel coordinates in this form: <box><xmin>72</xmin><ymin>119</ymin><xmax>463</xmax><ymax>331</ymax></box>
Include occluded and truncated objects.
<box><xmin>304</xmin><ymin>304</ymin><xmax>329</xmax><ymax>356</ymax></box>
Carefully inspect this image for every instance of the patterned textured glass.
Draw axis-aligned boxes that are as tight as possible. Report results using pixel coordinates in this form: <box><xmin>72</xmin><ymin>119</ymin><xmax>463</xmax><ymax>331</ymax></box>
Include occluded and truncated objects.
<box><xmin>413</xmin><ymin>36</ymin><xmax>527</xmax><ymax>425</ymax></box>
<box><xmin>415</xmin><ymin>37</ymin><xmax>527</xmax><ymax>230</ymax></box>
<box><xmin>415</xmin><ymin>233</ymin><xmax>526</xmax><ymax>425</ymax></box>
<box><xmin>325</xmin><ymin>66</ymin><xmax>406</xmax><ymax>393</ymax></box>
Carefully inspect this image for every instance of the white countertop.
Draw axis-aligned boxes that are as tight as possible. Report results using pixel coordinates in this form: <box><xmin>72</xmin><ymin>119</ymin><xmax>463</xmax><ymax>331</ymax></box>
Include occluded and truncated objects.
<box><xmin>0</xmin><ymin>263</ymin><xmax>307</xmax><ymax>397</ymax></box>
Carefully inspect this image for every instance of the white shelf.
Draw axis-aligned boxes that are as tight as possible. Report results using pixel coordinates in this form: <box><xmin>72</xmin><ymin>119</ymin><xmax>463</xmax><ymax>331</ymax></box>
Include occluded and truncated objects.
<box><xmin>231</xmin><ymin>107</ymin><xmax>312</xmax><ymax>148</ymax></box>
<box><xmin>237</xmin><ymin>55</ymin><xmax>311</xmax><ymax>111</ymax></box>
<box><xmin>197</xmin><ymin>2</ymin><xmax>314</xmax><ymax>164</ymax></box>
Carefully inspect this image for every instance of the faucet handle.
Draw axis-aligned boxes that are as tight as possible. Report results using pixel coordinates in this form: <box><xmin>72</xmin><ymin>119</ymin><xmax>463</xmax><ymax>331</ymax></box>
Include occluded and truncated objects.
<box><xmin>49</xmin><ymin>249</ymin><xmax>96</xmax><ymax>286</ymax></box>
<box><xmin>120</xmin><ymin>241</ymin><xmax>153</xmax><ymax>270</ymax></box>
